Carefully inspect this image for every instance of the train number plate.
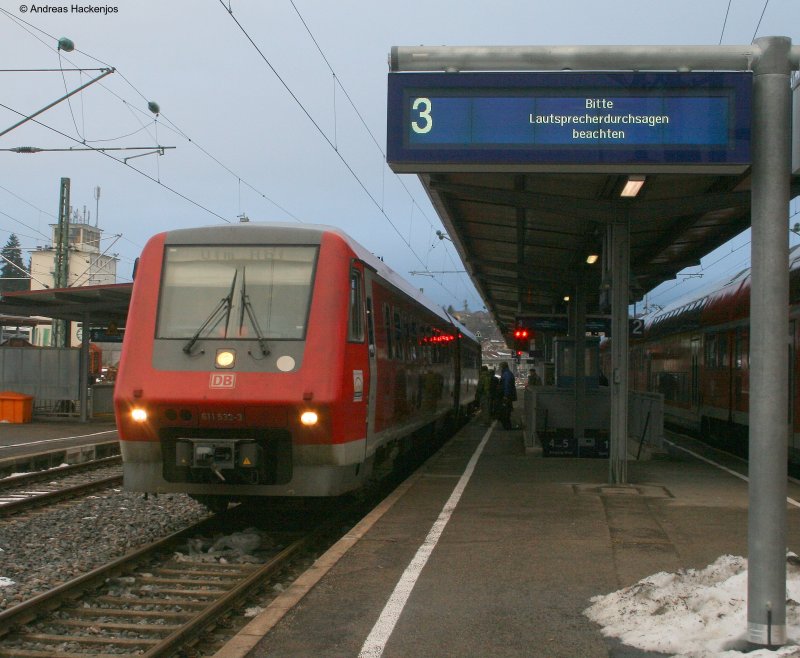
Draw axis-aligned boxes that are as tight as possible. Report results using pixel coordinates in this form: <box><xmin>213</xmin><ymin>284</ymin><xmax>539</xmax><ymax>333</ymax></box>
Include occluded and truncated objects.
<box><xmin>199</xmin><ymin>411</ymin><xmax>244</xmax><ymax>424</ymax></box>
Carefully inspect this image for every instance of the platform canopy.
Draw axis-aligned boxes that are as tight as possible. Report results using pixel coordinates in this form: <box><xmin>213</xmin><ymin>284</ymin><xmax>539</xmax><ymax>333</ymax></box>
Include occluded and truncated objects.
<box><xmin>0</xmin><ymin>283</ymin><xmax>133</xmax><ymax>324</ymax></box>
<box><xmin>420</xmin><ymin>170</ymin><xmax>779</xmax><ymax>332</ymax></box>
<box><xmin>387</xmin><ymin>46</ymin><xmax>800</xmax><ymax>335</ymax></box>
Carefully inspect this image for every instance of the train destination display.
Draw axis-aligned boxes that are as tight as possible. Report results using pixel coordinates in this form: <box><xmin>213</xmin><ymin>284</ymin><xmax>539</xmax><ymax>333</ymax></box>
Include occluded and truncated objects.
<box><xmin>387</xmin><ymin>72</ymin><xmax>751</xmax><ymax>171</ymax></box>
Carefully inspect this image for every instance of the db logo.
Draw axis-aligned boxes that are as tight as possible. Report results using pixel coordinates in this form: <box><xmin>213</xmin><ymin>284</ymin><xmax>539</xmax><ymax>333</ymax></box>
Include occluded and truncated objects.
<box><xmin>209</xmin><ymin>373</ymin><xmax>236</xmax><ymax>389</ymax></box>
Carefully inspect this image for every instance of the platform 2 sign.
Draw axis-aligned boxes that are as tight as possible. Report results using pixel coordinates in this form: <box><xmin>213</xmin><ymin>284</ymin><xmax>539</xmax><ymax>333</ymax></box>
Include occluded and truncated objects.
<box><xmin>387</xmin><ymin>72</ymin><xmax>751</xmax><ymax>171</ymax></box>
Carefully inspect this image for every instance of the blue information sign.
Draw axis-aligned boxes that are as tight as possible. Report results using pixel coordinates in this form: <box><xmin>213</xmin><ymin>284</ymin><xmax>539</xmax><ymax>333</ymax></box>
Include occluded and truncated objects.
<box><xmin>387</xmin><ymin>72</ymin><xmax>751</xmax><ymax>171</ymax></box>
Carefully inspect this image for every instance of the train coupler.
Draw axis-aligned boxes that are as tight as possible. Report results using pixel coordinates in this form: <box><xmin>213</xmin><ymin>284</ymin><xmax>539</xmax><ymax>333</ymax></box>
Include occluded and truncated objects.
<box><xmin>174</xmin><ymin>438</ymin><xmax>261</xmax><ymax>483</ymax></box>
<box><xmin>163</xmin><ymin>432</ymin><xmax>292</xmax><ymax>486</ymax></box>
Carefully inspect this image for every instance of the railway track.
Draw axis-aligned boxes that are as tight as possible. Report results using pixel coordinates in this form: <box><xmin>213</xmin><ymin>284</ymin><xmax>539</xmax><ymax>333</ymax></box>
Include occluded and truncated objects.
<box><xmin>0</xmin><ymin>502</ymin><xmax>338</xmax><ymax>657</ymax></box>
<box><xmin>0</xmin><ymin>457</ymin><xmax>123</xmax><ymax>517</ymax></box>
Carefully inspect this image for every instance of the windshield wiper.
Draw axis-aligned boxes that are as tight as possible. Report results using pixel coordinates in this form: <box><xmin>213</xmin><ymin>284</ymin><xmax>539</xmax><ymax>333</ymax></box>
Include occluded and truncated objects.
<box><xmin>182</xmin><ymin>270</ymin><xmax>238</xmax><ymax>355</ymax></box>
<box><xmin>238</xmin><ymin>267</ymin><xmax>270</xmax><ymax>357</ymax></box>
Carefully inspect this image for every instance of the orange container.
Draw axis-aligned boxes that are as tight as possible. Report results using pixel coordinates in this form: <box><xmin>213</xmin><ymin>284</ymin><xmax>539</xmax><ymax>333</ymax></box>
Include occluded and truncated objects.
<box><xmin>0</xmin><ymin>392</ymin><xmax>34</xmax><ymax>423</ymax></box>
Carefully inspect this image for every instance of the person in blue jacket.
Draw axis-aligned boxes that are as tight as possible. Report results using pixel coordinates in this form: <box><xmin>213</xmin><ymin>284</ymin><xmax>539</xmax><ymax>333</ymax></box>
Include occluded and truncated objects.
<box><xmin>499</xmin><ymin>361</ymin><xmax>516</xmax><ymax>430</ymax></box>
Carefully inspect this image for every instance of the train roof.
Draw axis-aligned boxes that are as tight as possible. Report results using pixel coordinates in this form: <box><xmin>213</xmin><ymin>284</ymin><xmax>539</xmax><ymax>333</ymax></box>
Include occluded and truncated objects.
<box><xmin>164</xmin><ymin>222</ymin><xmax>477</xmax><ymax>343</ymax></box>
<box><xmin>641</xmin><ymin>243</ymin><xmax>800</xmax><ymax>333</ymax></box>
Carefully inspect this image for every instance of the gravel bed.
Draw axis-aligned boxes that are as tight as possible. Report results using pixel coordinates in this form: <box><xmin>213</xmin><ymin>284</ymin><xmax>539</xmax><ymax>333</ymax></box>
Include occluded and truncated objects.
<box><xmin>0</xmin><ymin>488</ymin><xmax>209</xmax><ymax>611</ymax></box>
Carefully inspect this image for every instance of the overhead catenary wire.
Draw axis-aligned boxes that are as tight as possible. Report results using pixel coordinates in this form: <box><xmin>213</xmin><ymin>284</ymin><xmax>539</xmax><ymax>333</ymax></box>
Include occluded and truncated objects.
<box><xmin>219</xmin><ymin>0</ymin><xmax>461</xmax><ymax>301</ymax></box>
<box><xmin>283</xmin><ymin>1</ymin><xmax>505</xmax><ymax>308</ymax></box>
<box><xmin>285</xmin><ymin>0</ymin><xmax>459</xmax><ymax>240</ymax></box>
<box><xmin>67</xmin><ymin>233</ymin><xmax>122</xmax><ymax>287</ymax></box>
<box><xmin>647</xmin><ymin>235</ymin><xmax>753</xmax><ymax>305</ymax></box>
<box><xmin>752</xmin><ymin>0</ymin><xmax>771</xmax><ymax>41</ymax></box>
<box><xmin>0</xmin><ymin>208</ymin><xmax>53</xmax><ymax>244</ymax></box>
<box><xmin>0</xmin><ymin>101</ymin><xmax>233</xmax><ymax>225</ymax></box>
<box><xmin>58</xmin><ymin>49</ymin><xmax>85</xmax><ymax>142</ymax></box>
<box><xmin>3</xmin><ymin>4</ymin><xmax>466</xmax><ymax>303</ymax></box>
<box><xmin>0</xmin><ymin>8</ymin><xmax>302</xmax><ymax>225</ymax></box>
<box><xmin>719</xmin><ymin>0</ymin><xmax>733</xmax><ymax>44</ymax></box>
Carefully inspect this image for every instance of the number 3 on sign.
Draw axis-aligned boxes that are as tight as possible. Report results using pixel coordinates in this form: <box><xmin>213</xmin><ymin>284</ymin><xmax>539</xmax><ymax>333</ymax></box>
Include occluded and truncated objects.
<box><xmin>411</xmin><ymin>97</ymin><xmax>432</xmax><ymax>134</ymax></box>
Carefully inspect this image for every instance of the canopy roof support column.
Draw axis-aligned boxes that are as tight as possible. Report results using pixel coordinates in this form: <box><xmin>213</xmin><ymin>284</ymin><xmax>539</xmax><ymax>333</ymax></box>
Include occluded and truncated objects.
<box><xmin>747</xmin><ymin>35</ymin><xmax>792</xmax><ymax>648</ymax></box>
<box><xmin>609</xmin><ymin>220</ymin><xmax>629</xmax><ymax>484</ymax></box>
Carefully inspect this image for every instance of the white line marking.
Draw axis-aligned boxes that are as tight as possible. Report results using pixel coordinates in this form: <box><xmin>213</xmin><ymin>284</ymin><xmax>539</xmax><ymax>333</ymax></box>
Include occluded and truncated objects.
<box><xmin>0</xmin><ymin>430</ymin><xmax>117</xmax><ymax>451</ymax></box>
<box><xmin>664</xmin><ymin>438</ymin><xmax>800</xmax><ymax>509</ymax></box>
<box><xmin>358</xmin><ymin>422</ymin><xmax>495</xmax><ymax>658</ymax></box>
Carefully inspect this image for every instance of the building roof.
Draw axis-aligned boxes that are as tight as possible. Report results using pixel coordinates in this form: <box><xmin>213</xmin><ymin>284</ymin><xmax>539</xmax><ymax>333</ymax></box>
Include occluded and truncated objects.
<box><xmin>0</xmin><ymin>283</ymin><xmax>133</xmax><ymax>324</ymax></box>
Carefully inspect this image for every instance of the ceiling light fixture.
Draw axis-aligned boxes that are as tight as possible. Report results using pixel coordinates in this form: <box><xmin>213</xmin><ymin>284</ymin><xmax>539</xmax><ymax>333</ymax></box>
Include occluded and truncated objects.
<box><xmin>586</xmin><ymin>254</ymin><xmax>599</xmax><ymax>265</ymax></box>
<box><xmin>620</xmin><ymin>175</ymin><xmax>646</xmax><ymax>198</ymax></box>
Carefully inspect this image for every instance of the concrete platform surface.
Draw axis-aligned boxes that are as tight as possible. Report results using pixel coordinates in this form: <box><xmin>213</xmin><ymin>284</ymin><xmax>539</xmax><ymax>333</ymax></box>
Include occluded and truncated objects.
<box><xmin>214</xmin><ymin>416</ymin><xmax>796</xmax><ymax>658</ymax></box>
<box><xmin>0</xmin><ymin>419</ymin><xmax>118</xmax><ymax>463</ymax></box>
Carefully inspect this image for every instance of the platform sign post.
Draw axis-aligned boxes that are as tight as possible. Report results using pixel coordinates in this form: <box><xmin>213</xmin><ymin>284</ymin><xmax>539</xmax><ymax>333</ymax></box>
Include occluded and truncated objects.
<box><xmin>608</xmin><ymin>220</ymin><xmax>629</xmax><ymax>484</ymax></box>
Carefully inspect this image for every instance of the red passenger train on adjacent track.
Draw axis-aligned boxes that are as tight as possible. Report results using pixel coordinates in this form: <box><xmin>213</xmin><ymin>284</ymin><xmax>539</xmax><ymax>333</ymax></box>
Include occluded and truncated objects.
<box><xmin>114</xmin><ymin>223</ymin><xmax>480</xmax><ymax>511</ymax></box>
<box><xmin>620</xmin><ymin>245</ymin><xmax>800</xmax><ymax>463</ymax></box>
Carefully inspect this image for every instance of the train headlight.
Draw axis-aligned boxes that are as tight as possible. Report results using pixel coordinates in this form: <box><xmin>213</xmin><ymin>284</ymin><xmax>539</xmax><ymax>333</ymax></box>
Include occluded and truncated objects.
<box><xmin>131</xmin><ymin>408</ymin><xmax>148</xmax><ymax>422</ymax></box>
<box><xmin>215</xmin><ymin>349</ymin><xmax>236</xmax><ymax>369</ymax></box>
<box><xmin>300</xmin><ymin>410</ymin><xmax>319</xmax><ymax>426</ymax></box>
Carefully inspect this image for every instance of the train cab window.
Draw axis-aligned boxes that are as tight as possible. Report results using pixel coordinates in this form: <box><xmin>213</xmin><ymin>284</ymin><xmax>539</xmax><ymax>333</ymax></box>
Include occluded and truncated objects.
<box><xmin>156</xmin><ymin>245</ymin><xmax>317</xmax><ymax>341</ymax></box>
<box><xmin>348</xmin><ymin>268</ymin><xmax>365</xmax><ymax>342</ymax></box>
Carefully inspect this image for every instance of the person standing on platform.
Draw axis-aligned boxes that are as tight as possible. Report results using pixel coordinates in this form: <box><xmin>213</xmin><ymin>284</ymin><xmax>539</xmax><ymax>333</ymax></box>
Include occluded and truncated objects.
<box><xmin>488</xmin><ymin>368</ymin><xmax>500</xmax><ymax>419</ymax></box>
<box><xmin>499</xmin><ymin>361</ymin><xmax>516</xmax><ymax>430</ymax></box>
<box><xmin>477</xmin><ymin>365</ymin><xmax>492</xmax><ymax>425</ymax></box>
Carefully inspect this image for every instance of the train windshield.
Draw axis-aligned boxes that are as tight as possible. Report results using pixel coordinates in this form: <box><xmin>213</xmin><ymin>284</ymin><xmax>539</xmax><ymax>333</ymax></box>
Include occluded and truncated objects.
<box><xmin>156</xmin><ymin>245</ymin><xmax>318</xmax><ymax>341</ymax></box>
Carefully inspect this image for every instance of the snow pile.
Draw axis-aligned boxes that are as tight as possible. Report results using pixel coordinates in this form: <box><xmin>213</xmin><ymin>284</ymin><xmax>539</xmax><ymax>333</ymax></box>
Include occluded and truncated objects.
<box><xmin>585</xmin><ymin>555</ymin><xmax>800</xmax><ymax>657</ymax></box>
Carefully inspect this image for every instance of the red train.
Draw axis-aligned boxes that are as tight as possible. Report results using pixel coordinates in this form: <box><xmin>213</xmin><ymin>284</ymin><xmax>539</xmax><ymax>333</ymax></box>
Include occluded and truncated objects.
<box><xmin>114</xmin><ymin>223</ymin><xmax>480</xmax><ymax>511</ymax></box>
<box><xmin>621</xmin><ymin>245</ymin><xmax>800</xmax><ymax>462</ymax></box>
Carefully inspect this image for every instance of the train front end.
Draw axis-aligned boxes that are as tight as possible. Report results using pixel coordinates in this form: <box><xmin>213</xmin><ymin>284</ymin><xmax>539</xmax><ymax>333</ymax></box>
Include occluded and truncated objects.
<box><xmin>114</xmin><ymin>224</ymin><xmax>369</xmax><ymax>510</ymax></box>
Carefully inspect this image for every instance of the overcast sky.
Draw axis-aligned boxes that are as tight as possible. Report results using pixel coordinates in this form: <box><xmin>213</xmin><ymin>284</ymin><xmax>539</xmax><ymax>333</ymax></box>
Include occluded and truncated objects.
<box><xmin>2</xmin><ymin>1</ymin><xmax>798</xmax><ymax>312</ymax></box>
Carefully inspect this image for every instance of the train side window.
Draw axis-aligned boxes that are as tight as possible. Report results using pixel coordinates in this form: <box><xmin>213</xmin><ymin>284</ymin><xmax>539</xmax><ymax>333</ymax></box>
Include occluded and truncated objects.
<box><xmin>348</xmin><ymin>268</ymin><xmax>365</xmax><ymax>342</ymax></box>
<box><xmin>705</xmin><ymin>334</ymin><xmax>717</xmax><ymax>368</ymax></box>
<box><xmin>734</xmin><ymin>328</ymin><xmax>747</xmax><ymax>369</ymax></box>
<box><xmin>384</xmin><ymin>304</ymin><xmax>393</xmax><ymax>358</ymax></box>
<box><xmin>717</xmin><ymin>332</ymin><xmax>728</xmax><ymax>368</ymax></box>
<box><xmin>366</xmin><ymin>297</ymin><xmax>375</xmax><ymax>355</ymax></box>
<box><xmin>393</xmin><ymin>309</ymin><xmax>404</xmax><ymax>361</ymax></box>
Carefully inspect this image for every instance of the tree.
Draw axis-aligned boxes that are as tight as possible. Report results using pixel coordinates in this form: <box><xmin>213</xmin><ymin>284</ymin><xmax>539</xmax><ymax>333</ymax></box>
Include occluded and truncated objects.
<box><xmin>0</xmin><ymin>234</ymin><xmax>29</xmax><ymax>293</ymax></box>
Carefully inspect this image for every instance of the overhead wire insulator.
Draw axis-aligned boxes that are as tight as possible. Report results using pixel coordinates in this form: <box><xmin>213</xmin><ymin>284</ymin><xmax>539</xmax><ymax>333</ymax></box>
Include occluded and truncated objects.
<box><xmin>11</xmin><ymin>146</ymin><xmax>43</xmax><ymax>154</ymax></box>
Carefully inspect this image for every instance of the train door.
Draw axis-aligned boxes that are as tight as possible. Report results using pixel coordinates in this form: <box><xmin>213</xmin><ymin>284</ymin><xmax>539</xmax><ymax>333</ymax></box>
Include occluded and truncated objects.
<box><xmin>691</xmin><ymin>336</ymin><xmax>701</xmax><ymax>410</ymax></box>
<box><xmin>362</xmin><ymin>270</ymin><xmax>378</xmax><ymax>459</ymax></box>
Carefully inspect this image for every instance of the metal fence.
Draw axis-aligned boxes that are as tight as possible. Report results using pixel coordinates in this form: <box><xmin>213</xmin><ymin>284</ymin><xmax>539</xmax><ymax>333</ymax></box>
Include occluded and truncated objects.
<box><xmin>0</xmin><ymin>347</ymin><xmax>80</xmax><ymax>415</ymax></box>
<box><xmin>522</xmin><ymin>386</ymin><xmax>664</xmax><ymax>457</ymax></box>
